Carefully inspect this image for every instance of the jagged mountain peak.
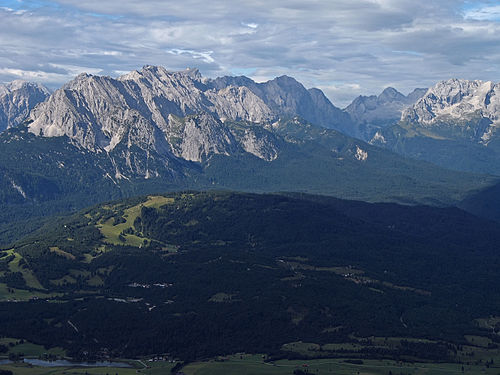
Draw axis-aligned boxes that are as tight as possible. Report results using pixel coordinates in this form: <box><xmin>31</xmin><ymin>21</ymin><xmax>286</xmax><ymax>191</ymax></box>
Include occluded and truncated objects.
<box><xmin>426</xmin><ymin>79</ymin><xmax>494</xmax><ymax>100</ymax></box>
<box><xmin>180</xmin><ymin>67</ymin><xmax>202</xmax><ymax>79</ymax></box>
<box><xmin>401</xmin><ymin>78</ymin><xmax>500</xmax><ymax>127</ymax></box>
<box><xmin>378</xmin><ymin>87</ymin><xmax>406</xmax><ymax>103</ymax></box>
<box><xmin>407</xmin><ymin>88</ymin><xmax>428</xmax><ymax>102</ymax></box>
<box><xmin>24</xmin><ymin>67</ymin><xmax>280</xmax><ymax>174</ymax></box>
<box><xmin>118</xmin><ymin>65</ymin><xmax>203</xmax><ymax>83</ymax></box>
<box><xmin>209</xmin><ymin>75</ymin><xmax>255</xmax><ymax>90</ymax></box>
<box><xmin>6</xmin><ymin>80</ymin><xmax>50</xmax><ymax>93</ymax></box>
<box><xmin>0</xmin><ymin>80</ymin><xmax>50</xmax><ymax>96</ymax></box>
<box><xmin>0</xmin><ymin>79</ymin><xmax>50</xmax><ymax>131</ymax></box>
<box><xmin>64</xmin><ymin>72</ymin><xmax>112</xmax><ymax>89</ymax></box>
<box><xmin>369</xmin><ymin>78</ymin><xmax>500</xmax><ymax>176</ymax></box>
<box><xmin>344</xmin><ymin>85</ymin><xmax>426</xmax><ymax>140</ymax></box>
<box><xmin>270</xmin><ymin>74</ymin><xmax>302</xmax><ymax>86</ymax></box>
<box><xmin>27</xmin><ymin>66</ymin><xmax>353</xmax><ymax>158</ymax></box>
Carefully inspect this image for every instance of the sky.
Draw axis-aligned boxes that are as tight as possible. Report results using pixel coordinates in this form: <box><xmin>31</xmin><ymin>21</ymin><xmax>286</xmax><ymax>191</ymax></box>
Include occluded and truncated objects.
<box><xmin>1</xmin><ymin>0</ymin><xmax>500</xmax><ymax>107</ymax></box>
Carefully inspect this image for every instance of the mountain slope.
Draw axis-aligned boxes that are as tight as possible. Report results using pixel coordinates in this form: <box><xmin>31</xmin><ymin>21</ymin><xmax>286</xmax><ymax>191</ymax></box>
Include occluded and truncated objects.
<box><xmin>28</xmin><ymin>66</ymin><xmax>355</xmax><ymax>159</ymax></box>
<box><xmin>0</xmin><ymin>80</ymin><xmax>49</xmax><ymax>131</ymax></box>
<box><xmin>210</xmin><ymin>74</ymin><xmax>353</xmax><ymax>134</ymax></box>
<box><xmin>28</xmin><ymin>66</ymin><xmax>274</xmax><ymax>153</ymax></box>
<box><xmin>2</xmin><ymin>116</ymin><xmax>495</xmax><ymax>213</ymax></box>
<box><xmin>345</xmin><ymin>87</ymin><xmax>426</xmax><ymax>140</ymax></box>
<box><xmin>2</xmin><ymin>192</ymin><xmax>500</xmax><ymax>359</ymax></box>
<box><xmin>0</xmin><ymin>115</ymin><xmax>496</xmax><ymax>246</ymax></box>
<box><xmin>371</xmin><ymin>79</ymin><xmax>500</xmax><ymax>175</ymax></box>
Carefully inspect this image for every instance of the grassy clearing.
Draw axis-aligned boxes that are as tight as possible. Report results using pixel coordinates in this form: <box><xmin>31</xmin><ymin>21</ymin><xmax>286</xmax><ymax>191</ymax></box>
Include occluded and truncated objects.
<box><xmin>3</xmin><ymin>353</ymin><xmax>500</xmax><ymax>375</ymax></box>
<box><xmin>476</xmin><ymin>316</ymin><xmax>500</xmax><ymax>331</ymax></box>
<box><xmin>283</xmin><ymin>337</ymin><xmax>442</xmax><ymax>357</ymax></box>
<box><xmin>0</xmin><ymin>283</ymin><xmax>60</xmax><ymax>301</ymax></box>
<box><xmin>81</xmin><ymin>253</ymin><xmax>94</xmax><ymax>263</ymax></box>
<box><xmin>161</xmin><ymin>244</ymin><xmax>179</xmax><ymax>253</ymax></box>
<box><xmin>455</xmin><ymin>337</ymin><xmax>500</xmax><ymax>363</ymax></box>
<box><xmin>280</xmin><ymin>336</ymin><xmax>500</xmax><ymax>370</ymax></box>
<box><xmin>181</xmin><ymin>354</ymin><xmax>500</xmax><ymax>375</ymax></box>
<box><xmin>97</xmin><ymin>196</ymin><xmax>173</xmax><ymax>247</ymax></box>
<box><xmin>97</xmin><ymin>265</ymin><xmax>115</xmax><ymax>276</ymax></box>
<box><xmin>368</xmin><ymin>336</ymin><xmax>437</xmax><ymax>346</ymax></box>
<box><xmin>0</xmin><ymin>338</ymin><xmax>66</xmax><ymax>357</ymax></box>
<box><xmin>87</xmin><ymin>275</ymin><xmax>104</xmax><ymax>287</ymax></box>
<box><xmin>279</xmin><ymin>260</ymin><xmax>430</xmax><ymax>295</ymax></box>
<box><xmin>282</xmin><ymin>342</ymin><xmax>321</xmax><ymax>354</ymax></box>
<box><xmin>69</xmin><ymin>269</ymin><xmax>91</xmax><ymax>278</ymax></box>
<box><xmin>0</xmin><ymin>359</ymin><xmax>172</xmax><ymax>375</ymax></box>
<box><xmin>0</xmin><ymin>363</ymin><xmax>139</xmax><ymax>375</ymax></box>
<box><xmin>50</xmin><ymin>275</ymin><xmax>76</xmax><ymax>286</ymax></box>
<box><xmin>6</xmin><ymin>250</ymin><xmax>45</xmax><ymax>290</ymax></box>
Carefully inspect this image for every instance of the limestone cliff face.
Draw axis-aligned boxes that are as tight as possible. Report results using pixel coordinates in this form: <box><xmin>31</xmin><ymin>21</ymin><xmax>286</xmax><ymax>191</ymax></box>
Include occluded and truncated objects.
<box><xmin>27</xmin><ymin>66</ymin><xmax>352</xmax><ymax>176</ymax></box>
<box><xmin>29</xmin><ymin>66</ymin><xmax>275</xmax><ymax>155</ymax></box>
<box><xmin>0</xmin><ymin>80</ymin><xmax>49</xmax><ymax>131</ymax></box>
<box><xmin>166</xmin><ymin>113</ymin><xmax>237</xmax><ymax>162</ymax></box>
<box><xmin>210</xmin><ymin>75</ymin><xmax>352</xmax><ymax>134</ymax></box>
<box><xmin>400</xmin><ymin>79</ymin><xmax>500</xmax><ymax>144</ymax></box>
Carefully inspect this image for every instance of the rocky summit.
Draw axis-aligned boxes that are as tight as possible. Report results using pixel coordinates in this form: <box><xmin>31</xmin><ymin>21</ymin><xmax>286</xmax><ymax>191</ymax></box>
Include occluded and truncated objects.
<box><xmin>0</xmin><ymin>80</ymin><xmax>49</xmax><ymax>132</ymax></box>
<box><xmin>400</xmin><ymin>79</ymin><xmax>500</xmax><ymax>144</ymax></box>
<box><xmin>345</xmin><ymin>87</ymin><xmax>426</xmax><ymax>140</ymax></box>
<box><xmin>370</xmin><ymin>79</ymin><xmax>500</xmax><ymax>176</ymax></box>
<box><xmin>28</xmin><ymin>66</ymin><xmax>348</xmax><ymax>154</ymax></box>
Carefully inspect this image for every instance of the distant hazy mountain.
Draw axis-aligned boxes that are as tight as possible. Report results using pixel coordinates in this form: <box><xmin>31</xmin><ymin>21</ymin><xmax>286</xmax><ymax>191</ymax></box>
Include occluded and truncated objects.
<box><xmin>371</xmin><ymin>79</ymin><xmax>500</xmax><ymax>175</ymax></box>
<box><xmin>0</xmin><ymin>80</ymin><xmax>49</xmax><ymax>131</ymax></box>
<box><xmin>345</xmin><ymin>87</ymin><xmax>426</xmax><ymax>140</ymax></box>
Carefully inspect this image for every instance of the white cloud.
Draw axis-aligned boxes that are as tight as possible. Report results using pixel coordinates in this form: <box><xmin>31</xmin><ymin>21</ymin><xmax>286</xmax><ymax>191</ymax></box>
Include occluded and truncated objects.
<box><xmin>166</xmin><ymin>49</ymin><xmax>215</xmax><ymax>64</ymax></box>
<box><xmin>0</xmin><ymin>68</ymin><xmax>68</xmax><ymax>81</ymax></box>
<box><xmin>464</xmin><ymin>5</ymin><xmax>500</xmax><ymax>21</ymax></box>
<box><xmin>0</xmin><ymin>1</ymin><xmax>500</xmax><ymax>106</ymax></box>
<box><xmin>242</xmin><ymin>22</ymin><xmax>259</xmax><ymax>29</ymax></box>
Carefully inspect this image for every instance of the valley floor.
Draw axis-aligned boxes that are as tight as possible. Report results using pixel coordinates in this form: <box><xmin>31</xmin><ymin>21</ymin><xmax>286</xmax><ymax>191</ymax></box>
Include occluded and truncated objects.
<box><xmin>0</xmin><ymin>354</ymin><xmax>499</xmax><ymax>375</ymax></box>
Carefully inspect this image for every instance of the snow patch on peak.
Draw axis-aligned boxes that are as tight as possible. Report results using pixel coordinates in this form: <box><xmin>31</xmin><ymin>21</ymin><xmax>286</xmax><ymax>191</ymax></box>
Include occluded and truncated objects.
<box><xmin>355</xmin><ymin>146</ymin><xmax>368</xmax><ymax>161</ymax></box>
<box><xmin>397</xmin><ymin>78</ymin><xmax>500</xmax><ymax>145</ymax></box>
<box><xmin>403</xmin><ymin>79</ymin><xmax>500</xmax><ymax>127</ymax></box>
<box><xmin>370</xmin><ymin>131</ymin><xmax>386</xmax><ymax>144</ymax></box>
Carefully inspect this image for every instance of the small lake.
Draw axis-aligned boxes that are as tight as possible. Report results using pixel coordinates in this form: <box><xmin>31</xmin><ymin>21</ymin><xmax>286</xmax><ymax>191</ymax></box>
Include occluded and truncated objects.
<box><xmin>0</xmin><ymin>359</ymin><xmax>132</xmax><ymax>368</ymax></box>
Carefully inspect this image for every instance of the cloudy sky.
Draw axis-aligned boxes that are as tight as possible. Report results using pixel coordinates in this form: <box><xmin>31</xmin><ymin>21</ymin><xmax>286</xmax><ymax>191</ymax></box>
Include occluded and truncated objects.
<box><xmin>1</xmin><ymin>0</ymin><xmax>500</xmax><ymax>106</ymax></box>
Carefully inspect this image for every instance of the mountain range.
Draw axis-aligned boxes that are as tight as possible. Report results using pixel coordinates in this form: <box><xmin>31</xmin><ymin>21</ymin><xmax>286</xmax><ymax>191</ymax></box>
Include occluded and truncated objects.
<box><xmin>1</xmin><ymin>67</ymin><xmax>500</xmax><ymax>233</ymax></box>
<box><xmin>27</xmin><ymin>65</ymin><xmax>354</xmax><ymax>155</ymax></box>
<box><xmin>371</xmin><ymin>79</ymin><xmax>500</xmax><ymax>175</ymax></box>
